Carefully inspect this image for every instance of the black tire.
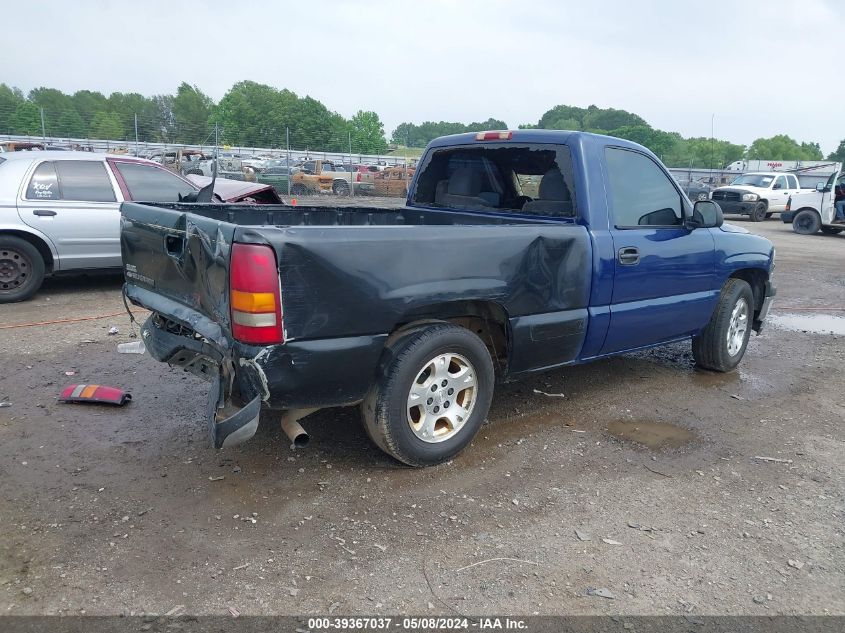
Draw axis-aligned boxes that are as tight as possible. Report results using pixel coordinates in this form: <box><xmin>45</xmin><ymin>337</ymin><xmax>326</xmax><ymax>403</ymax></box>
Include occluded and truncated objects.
<box><xmin>361</xmin><ymin>323</ymin><xmax>494</xmax><ymax>467</ymax></box>
<box><xmin>333</xmin><ymin>181</ymin><xmax>350</xmax><ymax>197</ymax></box>
<box><xmin>749</xmin><ymin>201</ymin><xmax>768</xmax><ymax>222</ymax></box>
<box><xmin>290</xmin><ymin>184</ymin><xmax>307</xmax><ymax>196</ymax></box>
<box><xmin>692</xmin><ymin>278</ymin><xmax>754</xmax><ymax>372</ymax></box>
<box><xmin>188</xmin><ymin>169</ymin><xmax>203</xmax><ymax>176</ymax></box>
<box><xmin>765</xmin><ymin>212</ymin><xmax>774</xmax><ymax>219</ymax></box>
<box><xmin>0</xmin><ymin>236</ymin><xmax>46</xmax><ymax>303</ymax></box>
<box><xmin>820</xmin><ymin>226</ymin><xmax>843</xmax><ymax>235</ymax></box>
<box><xmin>792</xmin><ymin>209</ymin><xmax>821</xmax><ymax>235</ymax></box>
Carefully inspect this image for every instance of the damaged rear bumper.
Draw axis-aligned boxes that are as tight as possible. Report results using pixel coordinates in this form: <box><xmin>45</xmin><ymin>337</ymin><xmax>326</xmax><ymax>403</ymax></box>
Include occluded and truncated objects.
<box><xmin>139</xmin><ymin>313</ymin><xmax>387</xmax><ymax>449</ymax></box>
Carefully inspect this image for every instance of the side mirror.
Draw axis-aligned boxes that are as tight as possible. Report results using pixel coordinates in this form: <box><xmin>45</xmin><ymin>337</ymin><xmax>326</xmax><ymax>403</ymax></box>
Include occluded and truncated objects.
<box><xmin>688</xmin><ymin>200</ymin><xmax>724</xmax><ymax>229</ymax></box>
<box><xmin>772</xmin><ymin>183</ymin><xmax>782</xmax><ymax>190</ymax></box>
<box><xmin>816</xmin><ymin>182</ymin><xmax>825</xmax><ymax>191</ymax></box>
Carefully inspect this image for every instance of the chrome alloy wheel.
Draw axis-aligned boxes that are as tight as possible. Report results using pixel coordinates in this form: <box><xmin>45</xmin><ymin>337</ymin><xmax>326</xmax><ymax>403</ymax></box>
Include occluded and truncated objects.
<box><xmin>407</xmin><ymin>353</ymin><xmax>477</xmax><ymax>443</ymax></box>
<box><xmin>726</xmin><ymin>298</ymin><xmax>749</xmax><ymax>356</ymax></box>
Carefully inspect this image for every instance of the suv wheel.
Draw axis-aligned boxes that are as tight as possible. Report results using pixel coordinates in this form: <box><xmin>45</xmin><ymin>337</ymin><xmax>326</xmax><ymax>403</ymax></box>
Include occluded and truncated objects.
<box><xmin>0</xmin><ymin>236</ymin><xmax>46</xmax><ymax>303</ymax></box>
<box><xmin>361</xmin><ymin>323</ymin><xmax>494</xmax><ymax>467</ymax></box>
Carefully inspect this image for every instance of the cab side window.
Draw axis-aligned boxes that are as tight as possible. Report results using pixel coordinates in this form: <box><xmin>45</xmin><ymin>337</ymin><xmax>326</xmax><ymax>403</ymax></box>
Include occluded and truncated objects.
<box><xmin>787</xmin><ymin>175</ymin><xmax>799</xmax><ymax>189</ymax></box>
<box><xmin>774</xmin><ymin>176</ymin><xmax>787</xmax><ymax>190</ymax></box>
<box><xmin>25</xmin><ymin>162</ymin><xmax>60</xmax><ymax>200</ymax></box>
<box><xmin>605</xmin><ymin>148</ymin><xmax>683</xmax><ymax>227</ymax></box>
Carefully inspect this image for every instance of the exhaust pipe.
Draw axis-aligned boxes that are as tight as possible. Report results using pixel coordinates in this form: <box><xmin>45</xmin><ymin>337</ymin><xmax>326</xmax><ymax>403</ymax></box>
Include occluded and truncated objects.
<box><xmin>280</xmin><ymin>409</ymin><xmax>317</xmax><ymax>448</ymax></box>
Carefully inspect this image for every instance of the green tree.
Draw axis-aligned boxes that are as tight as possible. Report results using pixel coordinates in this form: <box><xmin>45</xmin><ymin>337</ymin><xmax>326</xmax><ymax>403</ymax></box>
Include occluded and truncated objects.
<box><xmin>29</xmin><ymin>87</ymin><xmax>75</xmax><ymax>136</ymax></box>
<box><xmin>171</xmin><ymin>82</ymin><xmax>214</xmax><ymax>144</ymax></box>
<box><xmin>828</xmin><ymin>139</ymin><xmax>845</xmax><ymax>162</ymax></box>
<box><xmin>389</xmin><ymin>118</ymin><xmax>508</xmax><ymax>147</ymax></box>
<box><xmin>11</xmin><ymin>102</ymin><xmax>42</xmax><ymax>135</ymax></box>
<box><xmin>747</xmin><ymin>134</ymin><xmax>823</xmax><ymax>161</ymax></box>
<box><xmin>54</xmin><ymin>109</ymin><xmax>86</xmax><ymax>137</ymax></box>
<box><xmin>350</xmin><ymin>110</ymin><xmax>387</xmax><ymax>154</ymax></box>
<box><xmin>107</xmin><ymin>91</ymin><xmax>160</xmax><ymax>141</ymax></box>
<box><xmin>0</xmin><ymin>84</ymin><xmax>25</xmax><ymax>133</ymax></box>
<box><xmin>71</xmin><ymin>90</ymin><xmax>108</xmax><ymax>132</ymax></box>
<box><xmin>89</xmin><ymin>111</ymin><xmax>124</xmax><ymax>139</ymax></box>
<box><xmin>608</xmin><ymin>125</ymin><xmax>678</xmax><ymax>160</ymax></box>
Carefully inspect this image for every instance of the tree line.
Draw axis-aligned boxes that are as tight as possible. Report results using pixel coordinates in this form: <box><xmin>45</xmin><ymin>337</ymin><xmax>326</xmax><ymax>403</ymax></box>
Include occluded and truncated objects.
<box><xmin>0</xmin><ymin>81</ymin><xmax>389</xmax><ymax>154</ymax></box>
<box><xmin>393</xmin><ymin>104</ymin><xmax>839</xmax><ymax>169</ymax></box>
<box><xmin>1</xmin><ymin>81</ymin><xmax>842</xmax><ymax>167</ymax></box>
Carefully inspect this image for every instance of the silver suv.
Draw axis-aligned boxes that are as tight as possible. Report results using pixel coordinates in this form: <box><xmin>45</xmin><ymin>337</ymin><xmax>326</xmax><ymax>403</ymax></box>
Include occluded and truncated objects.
<box><xmin>0</xmin><ymin>151</ymin><xmax>200</xmax><ymax>303</ymax></box>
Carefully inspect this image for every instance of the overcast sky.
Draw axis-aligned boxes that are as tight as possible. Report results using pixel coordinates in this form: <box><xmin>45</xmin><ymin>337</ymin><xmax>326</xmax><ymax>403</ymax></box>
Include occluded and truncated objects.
<box><xmin>2</xmin><ymin>0</ymin><xmax>842</xmax><ymax>153</ymax></box>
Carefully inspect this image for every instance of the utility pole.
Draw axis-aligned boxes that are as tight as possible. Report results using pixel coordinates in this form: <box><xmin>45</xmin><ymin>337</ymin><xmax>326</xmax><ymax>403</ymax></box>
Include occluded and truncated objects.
<box><xmin>348</xmin><ymin>131</ymin><xmax>354</xmax><ymax>197</ymax></box>
<box><xmin>710</xmin><ymin>113</ymin><xmax>715</xmax><ymax>175</ymax></box>
<box><xmin>134</xmin><ymin>113</ymin><xmax>139</xmax><ymax>155</ymax></box>
<box><xmin>286</xmin><ymin>127</ymin><xmax>291</xmax><ymax>198</ymax></box>
<box><xmin>40</xmin><ymin>107</ymin><xmax>46</xmax><ymax>142</ymax></box>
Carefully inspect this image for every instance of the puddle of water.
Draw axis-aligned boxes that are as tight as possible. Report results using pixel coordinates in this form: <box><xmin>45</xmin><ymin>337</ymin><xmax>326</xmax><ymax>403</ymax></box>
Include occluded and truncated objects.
<box><xmin>606</xmin><ymin>420</ymin><xmax>696</xmax><ymax>450</ymax></box>
<box><xmin>769</xmin><ymin>313</ymin><xmax>845</xmax><ymax>335</ymax></box>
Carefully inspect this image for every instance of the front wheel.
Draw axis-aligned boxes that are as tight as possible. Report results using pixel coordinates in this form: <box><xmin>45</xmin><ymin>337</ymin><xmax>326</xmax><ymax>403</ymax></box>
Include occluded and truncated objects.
<box><xmin>749</xmin><ymin>202</ymin><xmax>768</xmax><ymax>222</ymax></box>
<box><xmin>290</xmin><ymin>184</ymin><xmax>307</xmax><ymax>196</ymax></box>
<box><xmin>792</xmin><ymin>209</ymin><xmax>821</xmax><ymax>235</ymax></box>
<box><xmin>692</xmin><ymin>278</ymin><xmax>754</xmax><ymax>372</ymax></box>
<box><xmin>0</xmin><ymin>236</ymin><xmax>46</xmax><ymax>303</ymax></box>
<box><xmin>361</xmin><ymin>323</ymin><xmax>494</xmax><ymax>467</ymax></box>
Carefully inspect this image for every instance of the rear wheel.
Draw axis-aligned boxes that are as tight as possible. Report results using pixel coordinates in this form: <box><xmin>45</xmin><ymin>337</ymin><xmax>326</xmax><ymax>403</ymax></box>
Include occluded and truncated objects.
<box><xmin>820</xmin><ymin>226</ymin><xmax>843</xmax><ymax>235</ymax></box>
<box><xmin>792</xmin><ymin>209</ymin><xmax>821</xmax><ymax>235</ymax></box>
<box><xmin>749</xmin><ymin>202</ymin><xmax>768</xmax><ymax>222</ymax></box>
<box><xmin>290</xmin><ymin>184</ymin><xmax>307</xmax><ymax>196</ymax></box>
<box><xmin>361</xmin><ymin>323</ymin><xmax>494</xmax><ymax>467</ymax></box>
<box><xmin>0</xmin><ymin>236</ymin><xmax>45</xmax><ymax>303</ymax></box>
<box><xmin>692</xmin><ymin>278</ymin><xmax>754</xmax><ymax>372</ymax></box>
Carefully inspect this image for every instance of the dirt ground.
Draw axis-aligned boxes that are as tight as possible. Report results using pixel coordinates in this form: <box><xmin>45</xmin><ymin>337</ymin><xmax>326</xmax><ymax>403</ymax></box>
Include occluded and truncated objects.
<box><xmin>0</xmin><ymin>216</ymin><xmax>843</xmax><ymax>617</ymax></box>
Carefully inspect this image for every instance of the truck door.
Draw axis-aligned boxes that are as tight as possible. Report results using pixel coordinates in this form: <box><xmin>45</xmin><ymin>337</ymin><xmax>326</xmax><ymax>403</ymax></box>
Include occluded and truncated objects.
<box><xmin>17</xmin><ymin>159</ymin><xmax>123</xmax><ymax>270</ymax></box>
<box><xmin>600</xmin><ymin>147</ymin><xmax>717</xmax><ymax>355</ymax></box>
<box><xmin>770</xmin><ymin>175</ymin><xmax>790</xmax><ymax>211</ymax></box>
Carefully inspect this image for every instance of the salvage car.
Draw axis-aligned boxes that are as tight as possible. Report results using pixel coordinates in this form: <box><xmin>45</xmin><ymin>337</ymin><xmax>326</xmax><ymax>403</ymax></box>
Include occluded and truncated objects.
<box><xmin>121</xmin><ymin>130</ymin><xmax>776</xmax><ymax>466</ymax></box>
<box><xmin>0</xmin><ymin>152</ymin><xmax>282</xmax><ymax>302</ymax></box>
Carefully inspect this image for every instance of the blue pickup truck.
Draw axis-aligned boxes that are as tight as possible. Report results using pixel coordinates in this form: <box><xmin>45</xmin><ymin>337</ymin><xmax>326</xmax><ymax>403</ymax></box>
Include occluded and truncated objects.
<box><xmin>121</xmin><ymin>130</ymin><xmax>776</xmax><ymax>466</ymax></box>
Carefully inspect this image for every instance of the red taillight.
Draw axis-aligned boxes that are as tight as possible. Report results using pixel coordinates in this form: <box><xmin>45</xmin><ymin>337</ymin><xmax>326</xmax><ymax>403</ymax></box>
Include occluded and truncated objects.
<box><xmin>356</xmin><ymin>172</ymin><xmax>361</xmax><ymax>182</ymax></box>
<box><xmin>230</xmin><ymin>243</ymin><xmax>284</xmax><ymax>344</ymax></box>
<box><xmin>475</xmin><ymin>131</ymin><xmax>513</xmax><ymax>141</ymax></box>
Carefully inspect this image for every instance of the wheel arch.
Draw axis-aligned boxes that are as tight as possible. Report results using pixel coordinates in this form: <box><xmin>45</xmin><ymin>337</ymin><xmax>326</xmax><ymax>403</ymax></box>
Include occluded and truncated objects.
<box><xmin>389</xmin><ymin>300</ymin><xmax>510</xmax><ymax>374</ymax></box>
<box><xmin>0</xmin><ymin>228</ymin><xmax>56</xmax><ymax>273</ymax></box>
<box><xmin>728</xmin><ymin>267</ymin><xmax>768</xmax><ymax>319</ymax></box>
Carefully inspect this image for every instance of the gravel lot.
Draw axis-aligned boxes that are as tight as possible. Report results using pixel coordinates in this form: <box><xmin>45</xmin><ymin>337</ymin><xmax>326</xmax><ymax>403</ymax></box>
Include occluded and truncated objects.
<box><xmin>0</xmin><ymin>216</ymin><xmax>843</xmax><ymax>617</ymax></box>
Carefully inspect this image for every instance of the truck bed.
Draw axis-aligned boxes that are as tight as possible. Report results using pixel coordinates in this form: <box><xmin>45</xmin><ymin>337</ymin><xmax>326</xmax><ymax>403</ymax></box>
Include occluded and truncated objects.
<box><xmin>121</xmin><ymin>201</ymin><xmax>592</xmax><ymax>408</ymax></box>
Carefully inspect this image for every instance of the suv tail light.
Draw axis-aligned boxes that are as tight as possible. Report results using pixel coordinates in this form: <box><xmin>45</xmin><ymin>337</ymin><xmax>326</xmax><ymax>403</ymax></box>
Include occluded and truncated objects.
<box><xmin>230</xmin><ymin>243</ymin><xmax>284</xmax><ymax>344</ymax></box>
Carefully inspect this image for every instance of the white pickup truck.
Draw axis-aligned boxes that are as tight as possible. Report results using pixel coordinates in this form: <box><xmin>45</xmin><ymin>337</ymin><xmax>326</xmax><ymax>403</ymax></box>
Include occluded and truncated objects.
<box><xmin>782</xmin><ymin>164</ymin><xmax>845</xmax><ymax>235</ymax></box>
<box><xmin>710</xmin><ymin>172</ymin><xmax>802</xmax><ymax>221</ymax></box>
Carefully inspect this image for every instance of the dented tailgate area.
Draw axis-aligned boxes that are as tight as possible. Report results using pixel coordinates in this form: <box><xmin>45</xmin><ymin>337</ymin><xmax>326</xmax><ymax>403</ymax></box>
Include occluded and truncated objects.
<box><xmin>121</xmin><ymin>201</ymin><xmax>592</xmax><ymax>449</ymax></box>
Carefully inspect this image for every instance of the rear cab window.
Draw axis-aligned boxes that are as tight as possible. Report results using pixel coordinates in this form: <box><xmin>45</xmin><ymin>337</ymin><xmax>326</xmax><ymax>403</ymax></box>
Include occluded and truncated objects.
<box><xmin>412</xmin><ymin>143</ymin><xmax>576</xmax><ymax>218</ymax></box>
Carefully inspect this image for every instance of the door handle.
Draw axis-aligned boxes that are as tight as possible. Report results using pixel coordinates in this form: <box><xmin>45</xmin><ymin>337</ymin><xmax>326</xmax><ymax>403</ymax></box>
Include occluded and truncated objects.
<box><xmin>618</xmin><ymin>246</ymin><xmax>640</xmax><ymax>265</ymax></box>
<box><xmin>33</xmin><ymin>210</ymin><xmax>57</xmax><ymax>217</ymax></box>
